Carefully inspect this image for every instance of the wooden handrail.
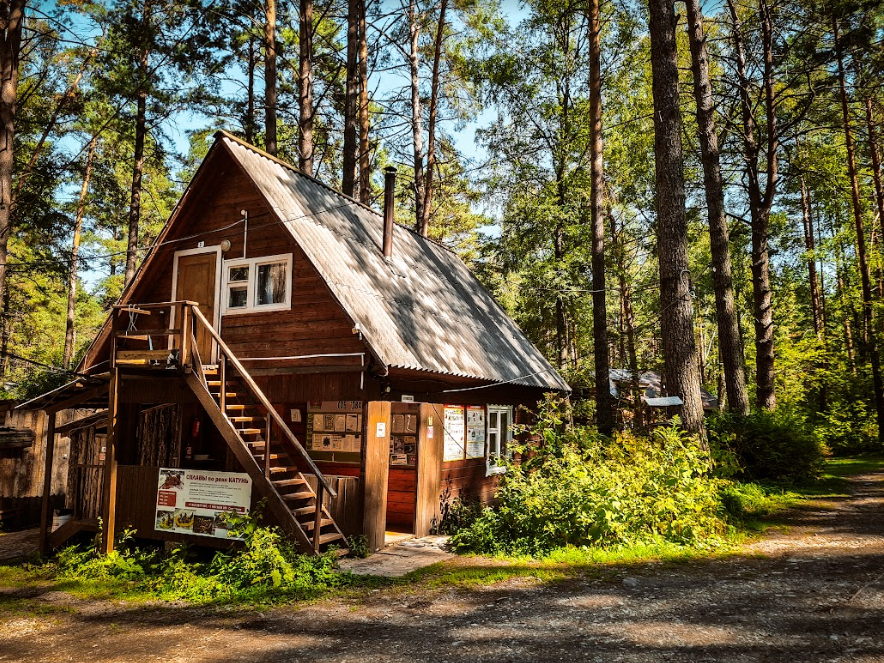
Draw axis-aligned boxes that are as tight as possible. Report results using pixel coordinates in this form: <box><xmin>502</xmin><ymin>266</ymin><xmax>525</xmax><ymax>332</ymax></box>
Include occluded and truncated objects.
<box><xmin>188</xmin><ymin>305</ymin><xmax>337</xmax><ymax>498</ymax></box>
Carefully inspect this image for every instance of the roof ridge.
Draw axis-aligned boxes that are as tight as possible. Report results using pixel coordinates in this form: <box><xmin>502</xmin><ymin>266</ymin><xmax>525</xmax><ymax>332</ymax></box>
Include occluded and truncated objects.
<box><xmin>213</xmin><ymin>130</ymin><xmax>459</xmax><ymax>257</ymax></box>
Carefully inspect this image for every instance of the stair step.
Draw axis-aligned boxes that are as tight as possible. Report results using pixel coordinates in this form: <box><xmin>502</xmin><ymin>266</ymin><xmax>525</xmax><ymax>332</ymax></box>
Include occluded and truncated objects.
<box><xmin>280</xmin><ymin>491</ymin><xmax>314</xmax><ymax>503</ymax></box>
<box><xmin>211</xmin><ymin>391</ymin><xmax>239</xmax><ymax>399</ymax></box>
<box><xmin>302</xmin><ymin>518</ymin><xmax>334</xmax><ymax>531</ymax></box>
<box><xmin>291</xmin><ymin>505</ymin><xmax>317</xmax><ymax>516</ymax></box>
<box><xmin>207</xmin><ymin>380</ymin><xmax>237</xmax><ymax>387</ymax></box>
<box><xmin>318</xmin><ymin>532</ymin><xmax>346</xmax><ymax>546</ymax></box>
<box><xmin>237</xmin><ymin>428</ymin><xmax>262</xmax><ymax>436</ymax></box>
<box><xmin>253</xmin><ymin>453</ymin><xmax>287</xmax><ymax>462</ymax></box>
<box><xmin>269</xmin><ymin>465</ymin><xmax>299</xmax><ymax>474</ymax></box>
<box><xmin>229</xmin><ymin>416</ymin><xmax>262</xmax><ymax>422</ymax></box>
<box><xmin>225</xmin><ymin>404</ymin><xmax>256</xmax><ymax>411</ymax></box>
<box><xmin>273</xmin><ymin>477</ymin><xmax>307</xmax><ymax>488</ymax></box>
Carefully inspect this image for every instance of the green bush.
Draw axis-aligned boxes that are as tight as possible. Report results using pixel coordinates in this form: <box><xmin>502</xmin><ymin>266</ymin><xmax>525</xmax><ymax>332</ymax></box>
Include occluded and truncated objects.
<box><xmin>50</xmin><ymin>516</ymin><xmax>349</xmax><ymax>604</ymax></box>
<box><xmin>707</xmin><ymin>410</ymin><xmax>825</xmax><ymax>483</ymax></box>
<box><xmin>448</xmin><ymin>396</ymin><xmax>728</xmax><ymax>557</ymax></box>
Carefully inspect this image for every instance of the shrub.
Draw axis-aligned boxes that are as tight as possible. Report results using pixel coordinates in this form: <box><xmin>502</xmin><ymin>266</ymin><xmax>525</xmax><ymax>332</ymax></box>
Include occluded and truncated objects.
<box><xmin>448</xmin><ymin>396</ymin><xmax>728</xmax><ymax>557</ymax></box>
<box><xmin>49</xmin><ymin>517</ymin><xmax>349</xmax><ymax>604</ymax></box>
<box><xmin>707</xmin><ymin>410</ymin><xmax>824</xmax><ymax>483</ymax></box>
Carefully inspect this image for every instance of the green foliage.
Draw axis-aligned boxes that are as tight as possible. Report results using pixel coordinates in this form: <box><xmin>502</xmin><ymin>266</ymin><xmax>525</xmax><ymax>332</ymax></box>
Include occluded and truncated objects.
<box><xmin>449</xmin><ymin>397</ymin><xmax>728</xmax><ymax>557</ymax></box>
<box><xmin>707</xmin><ymin>410</ymin><xmax>826</xmax><ymax>483</ymax></box>
<box><xmin>48</xmin><ymin>520</ymin><xmax>349</xmax><ymax>605</ymax></box>
<box><xmin>345</xmin><ymin>535</ymin><xmax>370</xmax><ymax>559</ymax></box>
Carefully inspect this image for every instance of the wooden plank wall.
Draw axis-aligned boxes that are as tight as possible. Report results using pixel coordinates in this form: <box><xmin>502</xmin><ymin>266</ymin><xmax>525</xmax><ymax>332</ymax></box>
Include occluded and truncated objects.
<box><xmin>304</xmin><ymin>474</ymin><xmax>361</xmax><ymax>537</ymax></box>
<box><xmin>385</xmin><ymin>468</ymin><xmax>415</xmax><ymax>531</ymax></box>
<box><xmin>0</xmin><ymin>408</ymin><xmax>84</xmax><ymax>524</ymax></box>
<box><xmin>122</xmin><ymin>148</ymin><xmax>367</xmax><ymax>368</ymax></box>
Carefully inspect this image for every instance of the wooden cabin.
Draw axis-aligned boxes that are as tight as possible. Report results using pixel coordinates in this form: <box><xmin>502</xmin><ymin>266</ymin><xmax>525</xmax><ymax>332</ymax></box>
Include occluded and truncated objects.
<box><xmin>24</xmin><ymin>132</ymin><xmax>569</xmax><ymax>556</ymax></box>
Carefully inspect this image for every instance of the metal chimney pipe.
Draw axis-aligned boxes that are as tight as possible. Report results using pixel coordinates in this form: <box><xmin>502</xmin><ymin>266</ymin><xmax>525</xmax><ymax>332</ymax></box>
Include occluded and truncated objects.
<box><xmin>383</xmin><ymin>166</ymin><xmax>396</xmax><ymax>261</ymax></box>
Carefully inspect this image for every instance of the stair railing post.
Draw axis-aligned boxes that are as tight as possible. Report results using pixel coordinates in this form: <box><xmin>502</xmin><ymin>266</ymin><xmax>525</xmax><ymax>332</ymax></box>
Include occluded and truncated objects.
<box><xmin>219</xmin><ymin>355</ymin><xmax>227</xmax><ymax>409</ymax></box>
<box><xmin>180</xmin><ymin>304</ymin><xmax>191</xmax><ymax>370</ymax></box>
<box><xmin>264</xmin><ymin>414</ymin><xmax>272</xmax><ymax>479</ymax></box>
<box><xmin>313</xmin><ymin>483</ymin><xmax>323</xmax><ymax>553</ymax></box>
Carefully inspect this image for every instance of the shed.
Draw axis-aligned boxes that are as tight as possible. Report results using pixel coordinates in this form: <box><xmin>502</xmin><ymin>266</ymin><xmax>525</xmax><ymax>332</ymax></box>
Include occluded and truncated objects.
<box><xmin>25</xmin><ymin>133</ymin><xmax>568</xmax><ymax>556</ymax></box>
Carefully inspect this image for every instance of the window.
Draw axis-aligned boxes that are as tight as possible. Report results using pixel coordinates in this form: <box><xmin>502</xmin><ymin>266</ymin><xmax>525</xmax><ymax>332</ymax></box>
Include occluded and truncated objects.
<box><xmin>487</xmin><ymin>405</ymin><xmax>513</xmax><ymax>475</ymax></box>
<box><xmin>222</xmin><ymin>254</ymin><xmax>292</xmax><ymax>314</ymax></box>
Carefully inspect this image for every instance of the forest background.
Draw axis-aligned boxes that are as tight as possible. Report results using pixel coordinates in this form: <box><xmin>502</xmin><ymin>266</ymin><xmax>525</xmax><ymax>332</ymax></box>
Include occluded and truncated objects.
<box><xmin>2</xmin><ymin>0</ymin><xmax>882</xmax><ymax>452</ymax></box>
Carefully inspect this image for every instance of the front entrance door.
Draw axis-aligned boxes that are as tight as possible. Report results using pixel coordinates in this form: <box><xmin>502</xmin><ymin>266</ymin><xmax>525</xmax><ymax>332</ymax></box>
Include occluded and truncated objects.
<box><xmin>174</xmin><ymin>251</ymin><xmax>218</xmax><ymax>362</ymax></box>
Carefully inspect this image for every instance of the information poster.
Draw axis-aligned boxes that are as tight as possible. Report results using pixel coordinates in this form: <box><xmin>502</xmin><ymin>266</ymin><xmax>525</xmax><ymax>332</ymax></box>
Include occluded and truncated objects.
<box><xmin>155</xmin><ymin>468</ymin><xmax>252</xmax><ymax>539</ymax></box>
<box><xmin>443</xmin><ymin>405</ymin><xmax>466</xmax><ymax>461</ymax></box>
<box><xmin>306</xmin><ymin>401</ymin><xmax>363</xmax><ymax>458</ymax></box>
<box><xmin>465</xmin><ymin>406</ymin><xmax>486</xmax><ymax>458</ymax></box>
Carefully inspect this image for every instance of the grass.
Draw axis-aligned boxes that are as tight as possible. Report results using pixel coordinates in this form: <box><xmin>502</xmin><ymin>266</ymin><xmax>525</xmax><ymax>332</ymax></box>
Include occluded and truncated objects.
<box><xmin>1</xmin><ymin>455</ymin><xmax>883</xmax><ymax>614</ymax></box>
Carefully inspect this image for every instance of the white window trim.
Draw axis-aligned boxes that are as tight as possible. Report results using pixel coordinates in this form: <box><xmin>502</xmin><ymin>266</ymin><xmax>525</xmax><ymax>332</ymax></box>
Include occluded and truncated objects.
<box><xmin>486</xmin><ymin>404</ymin><xmax>513</xmax><ymax>476</ymax></box>
<box><xmin>221</xmin><ymin>253</ymin><xmax>293</xmax><ymax>315</ymax></box>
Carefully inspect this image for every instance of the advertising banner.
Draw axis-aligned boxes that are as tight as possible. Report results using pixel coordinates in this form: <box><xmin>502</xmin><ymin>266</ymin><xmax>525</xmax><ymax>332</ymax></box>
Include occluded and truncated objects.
<box><xmin>155</xmin><ymin>468</ymin><xmax>252</xmax><ymax>539</ymax></box>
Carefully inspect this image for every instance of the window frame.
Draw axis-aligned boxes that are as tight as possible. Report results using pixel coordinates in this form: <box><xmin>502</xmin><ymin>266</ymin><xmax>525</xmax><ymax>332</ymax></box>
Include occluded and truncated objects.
<box><xmin>221</xmin><ymin>253</ymin><xmax>293</xmax><ymax>315</ymax></box>
<box><xmin>486</xmin><ymin>404</ymin><xmax>513</xmax><ymax>476</ymax></box>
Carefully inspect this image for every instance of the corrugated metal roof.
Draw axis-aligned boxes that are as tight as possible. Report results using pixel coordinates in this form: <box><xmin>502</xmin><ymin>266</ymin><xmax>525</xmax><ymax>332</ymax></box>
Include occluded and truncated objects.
<box><xmin>218</xmin><ymin>134</ymin><xmax>569</xmax><ymax>392</ymax></box>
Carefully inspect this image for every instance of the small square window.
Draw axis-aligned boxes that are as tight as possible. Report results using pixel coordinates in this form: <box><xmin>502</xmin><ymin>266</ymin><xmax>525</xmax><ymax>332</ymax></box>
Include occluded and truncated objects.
<box><xmin>228</xmin><ymin>285</ymin><xmax>248</xmax><ymax>309</ymax></box>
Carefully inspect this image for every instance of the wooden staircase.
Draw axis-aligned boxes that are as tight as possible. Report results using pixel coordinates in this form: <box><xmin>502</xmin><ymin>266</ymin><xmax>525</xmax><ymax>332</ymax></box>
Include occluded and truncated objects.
<box><xmin>202</xmin><ymin>367</ymin><xmax>347</xmax><ymax>552</ymax></box>
<box><xmin>176</xmin><ymin>305</ymin><xmax>347</xmax><ymax>556</ymax></box>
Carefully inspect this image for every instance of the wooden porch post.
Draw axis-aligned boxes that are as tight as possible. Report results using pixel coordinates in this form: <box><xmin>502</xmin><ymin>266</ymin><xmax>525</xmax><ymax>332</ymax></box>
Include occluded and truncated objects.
<box><xmin>100</xmin><ymin>369</ymin><xmax>120</xmax><ymax>555</ymax></box>
<box><xmin>37</xmin><ymin>409</ymin><xmax>58</xmax><ymax>554</ymax></box>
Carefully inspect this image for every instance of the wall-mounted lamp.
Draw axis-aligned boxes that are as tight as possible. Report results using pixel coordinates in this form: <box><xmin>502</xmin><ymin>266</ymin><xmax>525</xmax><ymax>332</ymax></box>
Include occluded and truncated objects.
<box><xmin>220</xmin><ymin>239</ymin><xmax>232</xmax><ymax>252</ymax></box>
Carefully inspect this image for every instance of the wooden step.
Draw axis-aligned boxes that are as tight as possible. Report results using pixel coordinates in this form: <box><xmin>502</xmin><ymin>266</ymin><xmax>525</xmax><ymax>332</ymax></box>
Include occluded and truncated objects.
<box><xmin>225</xmin><ymin>404</ymin><xmax>257</xmax><ymax>412</ymax></box>
<box><xmin>280</xmin><ymin>491</ymin><xmax>314</xmax><ymax>503</ymax></box>
<box><xmin>237</xmin><ymin>428</ymin><xmax>263</xmax><ymax>436</ymax></box>
<box><xmin>269</xmin><ymin>465</ymin><xmax>299</xmax><ymax>475</ymax></box>
<box><xmin>210</xmin><ymin>391</ymin><xmax>239</xmax><ymax>399</ymax></box>
<box><xmin>273</xmin><ymin>477</ymin><xmax>308</xmax><ymax>488</ymax></box>
<box><xmin>290</xmin><ymin>505</ymin><xmax>317</xmax><ymax>517</ymax></box>
<box><xmin>317</xmin><ymin>532</ymin><xmax>346</xmax><ymax>546</ymax></box>
<box><xmin>252</xmin><ymin>453</ymin><xmax>287</xmax><ymax>462</ymax></box>
<box><xmin>301</xmin><ymin>518</ymin><xmax>334</xmax><ymax>531</ymax></box>
<box><xmin>229</xmin><ymin>416</ymin><xmax>262</xmax><ymax>423</ymax></box>
<box><xmin>207</xmin><ymin>380</ymin><xmax>237</xmax><ymax>388</ymax></box>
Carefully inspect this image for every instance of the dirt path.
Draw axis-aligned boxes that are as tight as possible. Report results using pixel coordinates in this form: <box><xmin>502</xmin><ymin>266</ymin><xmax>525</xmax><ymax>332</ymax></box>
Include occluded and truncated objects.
<box><xmin>4</xmin><ymin>471</ymin><xmax>884</xmax><ymax>662</ymax></box>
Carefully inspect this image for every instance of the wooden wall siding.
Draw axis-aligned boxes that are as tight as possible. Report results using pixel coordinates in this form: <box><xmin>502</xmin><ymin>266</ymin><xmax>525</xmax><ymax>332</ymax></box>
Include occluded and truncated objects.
<box><xmin>136</xmin><ymin>405</ymin><xmax>182</xmax><ymax>467</ymax></box>
<box><xmin>385</xmin><ymin>468</ymin><xmax>416</xmax><ymax>530</ymax></box>
<box><xmin>0</xmin><ymin>408</ymin><xmax>87</xmax><ymax>523</ymax></box>
<box><xmin>362</xmin><ymin>401</ymin><xmax>390</xmax><ymax>552</ymax></box>
<box><xmin>114</xmin><ymin>148</ymin><xmax>367</xmax><ymax>367</ymax></box>
<box><xmin>303</xmin><ymin>474</ymin><xmax>361</xmax><ymax>537</ymax></box>
<box><xmin>440</xmin><ymin>458</ymin><xmax>499</xmax><ymax>506</ymax></box>
<box><xmin>65</xmin><ymin>427</ymin><xmax>105</xmax><ymax>520</ymax></box>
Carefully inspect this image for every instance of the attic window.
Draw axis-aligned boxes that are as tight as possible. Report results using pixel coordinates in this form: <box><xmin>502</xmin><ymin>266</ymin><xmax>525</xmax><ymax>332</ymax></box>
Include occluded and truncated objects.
<box><xmin>222</xmin><ymin>254</ymin><xmax>292</xmax><ymax>314</ymax></box>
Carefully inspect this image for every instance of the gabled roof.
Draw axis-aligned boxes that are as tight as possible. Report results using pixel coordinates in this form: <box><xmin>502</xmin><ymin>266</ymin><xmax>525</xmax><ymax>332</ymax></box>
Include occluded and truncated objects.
<box><xmin>216</xmin><ymin>133</ymin><xmax>568</xmax><ymax>391</ymax></box>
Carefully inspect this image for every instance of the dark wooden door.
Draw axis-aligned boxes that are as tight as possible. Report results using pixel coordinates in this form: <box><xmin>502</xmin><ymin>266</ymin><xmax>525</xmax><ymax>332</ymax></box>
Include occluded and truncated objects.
<box><xmin>175</xmin><ymin>252</ymin><xmax>217</xmax><ymax>362</ymax></box>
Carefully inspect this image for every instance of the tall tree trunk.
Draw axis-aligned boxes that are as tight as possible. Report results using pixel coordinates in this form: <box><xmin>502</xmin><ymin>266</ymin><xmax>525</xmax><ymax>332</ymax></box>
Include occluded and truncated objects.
<box><xmin>648</xmin><ymin>0</ymin><xmax>705</xmax><ymax>437</ymax></box>
<box><xmin>419</xmin><ymin>0</ymin><xmax>447</xmax><ymax>237</ymax></box>
<box><xmin>727</xmin><ymin>0</ymin><xmax>777</xmax><ymax>410</ymax></box>
<box><xmin>610</xmin><ymin>208</ymin><xmax>641</xmax><ymax>427</ymax></box>
<box><xmin>685</xmin><ymin>0</ymin><xmax>749</xmax><ymax>415</ymax></box>
<box><xmin>834</xmin><ymin>18</ymin><xmax>884</xmax><ymax>443</ymax></box>
<box><xmin>125</xmin><ymin>4</ymin><xmax>150</xmax><ymax>289</ymax></box>
<box><xmin>554</xmin><ymin>218</ymin><xmax>568</xmax><ymax>369</ymax></box>
<box><xmin>298</xmin><ymin>0</ymin><xmax>314</xmax><ymax>175</ymax></box>
<box><xmin>264</xmin><ymin>0</ymin><xmax>277</xmax><ymax>156</ymax></box>
<box><xmin>0</xmin><ymin>0</ymin><xmax>24</xmax><ymax>329</ymax></box>
<box><xmin>408</xmin><ymin>0</ymin><xmax>425</xmax><ymax>229</ymax></box>
<box><xmin>588</xmin><ymin>0</ymin><xmax>612</xmax><ymax>435</ymax></box>
<box><xmin>245</xmin><ymin>36</ymin><xmax>256</xmax><ymax>144</ymax></box>
<box><xmin>836</xmin><ymin>243</ymin><xmax>857</xmax><ymax>375</ymax></box>
<box><xmin>341</xmin><ymin>0</ymin><xmax>360</xmax><ymax>196</ymax></box>
<box><xmin>799</xmin><ymin>177</ymin><xmax>823</xmax><ymax>337</ymax></box>
<box><xmin>866</xmin><ymin>97</ymin><xmax>884</xmax><ymax>280</ymax></box>
<box><xmin>357</xmin><ymin>0</ymin><xmax>370</xmax><ymax>203</ymax></box>
<box><xmin>63</xmin><ymin>136</ymin><xmax>96</xmax><ymax>369</ymax></box>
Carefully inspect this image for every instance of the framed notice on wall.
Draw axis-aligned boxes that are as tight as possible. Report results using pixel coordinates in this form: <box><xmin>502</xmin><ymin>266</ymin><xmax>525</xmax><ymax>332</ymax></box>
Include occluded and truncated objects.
<box><xmin>155</xmin><ymin>468</ymin><xmax>252</xmax><ymax>539</ymax></box>
<box><xmin>443</xmin><ymin>405</ymin><xmax>466</xmax><ymax>461</ymax></box>
<box><xmin>465</xmin><ymin>406</ymin><xmax>485</xmax><ymax>458</ymax></box>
